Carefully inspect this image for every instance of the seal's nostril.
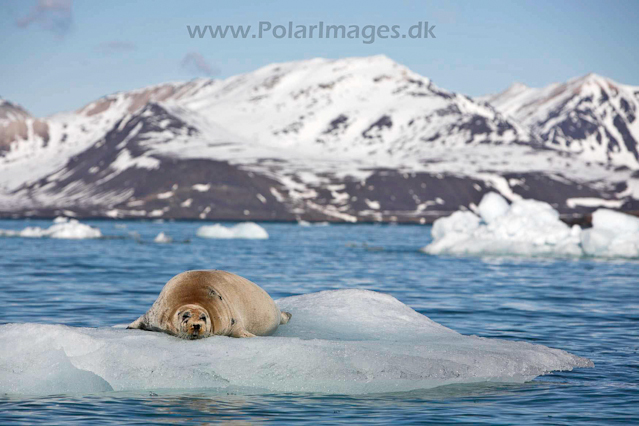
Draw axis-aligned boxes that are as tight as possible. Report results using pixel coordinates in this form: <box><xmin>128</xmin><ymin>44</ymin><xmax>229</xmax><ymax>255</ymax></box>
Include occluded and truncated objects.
<box><xmin>193</xmin><ymin>324</ymin><xmax>201</xmax><ymax>331</ymax></box>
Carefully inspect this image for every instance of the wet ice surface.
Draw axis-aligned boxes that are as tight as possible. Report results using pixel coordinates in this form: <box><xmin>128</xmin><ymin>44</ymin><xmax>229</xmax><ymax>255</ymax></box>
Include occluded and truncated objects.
<box><xmin>0</xmin><ymin>289</ymin><xmax>591</xmax><ymax>395</ymax></box>
<box><xmin>0</xmin><ymin>219</ymin><xmax>637</xmax><ymax>424</ymax></box>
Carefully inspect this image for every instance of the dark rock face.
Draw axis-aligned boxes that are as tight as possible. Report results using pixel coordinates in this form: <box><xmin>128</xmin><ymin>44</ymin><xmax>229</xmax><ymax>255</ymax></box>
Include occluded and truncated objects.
<box><xmin>499</xmin><ymin>173</ymin><xmax>604</xmax><ymax>209</ymax></box>
<box><xmin>310</xmin><ymin>171</ymin><xmax>490</xmax><ymax>221</ymax></box>
<box><xmin>13</xmin><ymin>103</ymin><xmax>294</xmax><ymax>221</ymax></box>
<box><xmin>286</xmin><ymin>170</ymin><xmax>619</xmax><ymax>223</ymax></box>
<box><xmin>108</xmin><ymin>159</ymin><xmax>293</xmax><ymax>221</ymax></box>
<box><xmin>323</xmin><ymin>115</ymin><xmax>349</xmax><ymax>135</ymax></box>
<box><xmin>362</xmin><ymin>115</ymin><xmax>392</xmax><ymax>139</ymax></box>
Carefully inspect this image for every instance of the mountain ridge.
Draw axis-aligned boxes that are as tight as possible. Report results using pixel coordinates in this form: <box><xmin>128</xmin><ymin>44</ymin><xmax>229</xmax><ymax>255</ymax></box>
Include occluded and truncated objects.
<box><xmin>1</xmin><ymin>56</ymin><xmax>638</xmax><ymax>222</ymax></box>
<box><xmin>482</xmin><ymin>73</ymin><xmax>639</xmax><ymax>169</ymax></box>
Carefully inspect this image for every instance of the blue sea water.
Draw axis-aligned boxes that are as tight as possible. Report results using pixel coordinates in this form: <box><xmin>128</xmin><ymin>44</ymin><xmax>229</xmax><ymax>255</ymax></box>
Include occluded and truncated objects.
<box><xmin>0</xmin><ymin>219</ymin><xmax>637</xmax><ymax>424</ymax></box>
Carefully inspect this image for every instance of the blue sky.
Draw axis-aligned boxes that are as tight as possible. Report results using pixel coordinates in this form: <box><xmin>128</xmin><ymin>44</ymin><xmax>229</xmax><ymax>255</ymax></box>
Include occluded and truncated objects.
<box><xmin>1</xmin><ymin>0</ymin><xmax>638</xmax><ymax>117</ymax></box>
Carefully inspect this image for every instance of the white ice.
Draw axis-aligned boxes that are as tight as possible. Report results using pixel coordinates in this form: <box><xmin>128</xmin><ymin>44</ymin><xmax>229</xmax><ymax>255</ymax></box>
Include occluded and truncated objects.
<box><xmin>580</xmin><ymin>209</ymin><xmax>639</xmax><ymax>258</ymax></box>
<box><xmin>153</xmin><ymin>232</ymin><xmax>173</xmax><ymax>244</ymax></box>
<box><xmin>298</xmin><ymin>220</ymin><xmax>330</xmax><ymax>227</ymax></box>
<box><xmin>0</xmin><ymin>218</ymin><xmax>102</xmax><ymax>240</ymax></box>
<box><xmin>0</xmin><ymin>289</ymin><xmax>592</xmax><ymax>396</ymax></box>
<box><xmin>423</xmin><ymin>193</ymin><xmax>639</xmax><ymax>258</ymax></box>
<box><xmin>196</xmin><ymin>222</ymin><xmax>269</xmax><ymax>239</ymax></box>
<box><xmin>477</xmin><ymin>192</ymin><xmax>510</xmax><ymax>224</ymax></box>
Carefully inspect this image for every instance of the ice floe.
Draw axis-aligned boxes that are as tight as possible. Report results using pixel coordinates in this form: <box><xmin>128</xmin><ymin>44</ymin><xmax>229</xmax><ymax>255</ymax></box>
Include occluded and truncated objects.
<box><xmin>580</xmin><ymin>209</ymin><xmax>639</xmax><ymax>258</ymax></box>
<box><xmin>0</xmin><ymin>289</ymin><xmax>591</xmax><ymax>396</ymax></box>
<box><xmin>196</xmin><ymin>222</ymin><xmax>269</xmax><ymax>239</ymax></box>
<box><xmin>0</xmin><ymin>218</ymin><xmax>102</xmax><ymax>240</ymax></box>
<box><xmin>298</xmin><ymin>220</ymin><xmax>330</xmax><ymax>227</ymax></box>
<box><xmin>423</xmin><ymin>193</ymin><xmax>639</xmax><ymax>258</ymax></box>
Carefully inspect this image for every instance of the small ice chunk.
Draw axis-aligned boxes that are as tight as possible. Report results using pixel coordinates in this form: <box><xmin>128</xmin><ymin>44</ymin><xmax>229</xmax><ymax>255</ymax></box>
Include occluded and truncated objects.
<box><xmin>298</xmin><ymin>220</ymin><xmax>330</xmax><ymax>227</ymax></box>
<box><xmin>19</xmin><ymin>226</ymin><xmax>49</xmax><ymax>238</ymax></box>
<box><xmin>580</xmin><ymin>209</ymin><xmax>639</xmax><ymax>258</ymax></box>
<box><xmin>431</xmin><ymin>211</ymin><xmax>481</xmax><ymax>241</ymax></box>
<box><xmin>196</xmin><ymin>222</ymin><xmax>269</xmax><ymax>239</ymax></box>
<box><xmin>477</xmin><ymin>192</ymin><xmax>509</xmax><ymax>224</ymax></box>
<box><xmin>154</xmin><ymin>232</ymin><xmax>173</xmax><ymax>244</ymax></box>
<box><xmin>53</xmin><ymin>216</ymin><xmax>70</xmax><ymax>224</ymax></box>
<box><xmin>591</xmin><ymin>209</ymin><xmax>639</xmax><ymax>233</ymax></box>
<box><xmin>0</xmin><ymin>219</ymin><xmax>102</xmax><ymax>240</ymax></box>
<box><xmin>47</xmin><ymin>220</ymin><xmax>103</xmax><ymax>239</ymax></box>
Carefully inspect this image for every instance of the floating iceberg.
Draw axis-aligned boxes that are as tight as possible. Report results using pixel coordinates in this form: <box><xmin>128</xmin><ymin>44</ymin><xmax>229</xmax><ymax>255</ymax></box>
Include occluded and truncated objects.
<box><xmin>0</xmin><ymin>290</ymin><xmax>591</xmax><ymax>396</ymax></box>
<box><xmin>196</xmin><ymin>222</ymin><xmax>268</xmax><ymax>239</ymax></box>
<box><xmin>0</xmin><ymin>218</ymin><xmax>102</xmax><ymax>240</ymax></box>
<box><xmin>423</xmin><ymin>193</ymin><xmax>639</xmax><ymax>258</ymax></box>
<box><xmin>580</xmin><ymin>209</ymin><xmax>639</xmax><ymax>258</ymax></box>
<box><xmin>153</xmin><ymin>232</ymin><xmax>173</xmax><ymax>244</ymax></box>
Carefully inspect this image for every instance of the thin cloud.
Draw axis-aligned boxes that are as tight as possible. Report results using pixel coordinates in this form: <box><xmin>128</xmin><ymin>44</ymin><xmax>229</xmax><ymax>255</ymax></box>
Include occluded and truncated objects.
<box><xmin>16</xmin><ymin>0</ymin><xmax>73</xmax><ymax>37</ymax></box>
<box><xmin>181</xmin><ymin>52</ymin><xmax>219</xmax><ymax>77</ymax></box>
<box><xmin>96</xmin><ymin>41</ymin><xmax>137</xmax><ymax>55</ymax></box>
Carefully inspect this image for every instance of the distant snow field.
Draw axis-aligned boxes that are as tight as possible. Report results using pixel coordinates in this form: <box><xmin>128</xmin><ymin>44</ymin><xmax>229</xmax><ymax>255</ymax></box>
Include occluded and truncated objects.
<box><xmin>422</xmin><ymin>193</ymin><xmax>639</xmax><ymax>258</ymax></box>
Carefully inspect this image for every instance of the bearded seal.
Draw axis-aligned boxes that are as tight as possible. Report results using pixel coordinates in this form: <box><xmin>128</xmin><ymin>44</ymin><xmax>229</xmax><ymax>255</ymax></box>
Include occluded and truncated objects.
<box><xmin>127</xmin><ymin>270</ymin><xmax>291</xmax><ymax>339</ymax></box>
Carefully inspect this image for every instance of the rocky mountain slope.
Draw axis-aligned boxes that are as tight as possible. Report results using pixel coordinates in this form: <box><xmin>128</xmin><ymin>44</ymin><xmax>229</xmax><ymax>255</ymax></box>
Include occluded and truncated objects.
<box><xmin>0</xmin><ymin>98</ymin><xmax>48</xmax><ymax>153</ymax></box>
<box><xmin>1</xmin><ymin>56</ymin><xmax>637</xmax><ymax>222</ymax></box>
<box><xmin>481</xmin><ymin>73</ymin><xmax>639</xmax><ymax>169</ymax></box>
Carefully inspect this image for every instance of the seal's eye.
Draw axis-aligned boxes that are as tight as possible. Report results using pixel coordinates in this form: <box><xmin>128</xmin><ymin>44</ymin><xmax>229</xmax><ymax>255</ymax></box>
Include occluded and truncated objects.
<box><xmin>182</xmin><ymin>312</ymin><xmax>191</xmax><ymax>320</ymax></box>
<box><xmin>200</xmin><ymin>315</ymin><xmax>206</xmax><ymax>321</ymax></box>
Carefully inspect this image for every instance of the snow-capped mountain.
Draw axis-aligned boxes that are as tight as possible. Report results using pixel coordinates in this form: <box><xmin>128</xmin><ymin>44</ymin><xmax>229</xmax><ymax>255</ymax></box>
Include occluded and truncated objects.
<box><xmin>481</xmin><ymin>74</ymin><xmax>639</xmax><ymax>169</ymax></box>
<box><xmin>1</xmin><ymin>57</ymin><xmax>637</xmax><ymax>222</ymax></box>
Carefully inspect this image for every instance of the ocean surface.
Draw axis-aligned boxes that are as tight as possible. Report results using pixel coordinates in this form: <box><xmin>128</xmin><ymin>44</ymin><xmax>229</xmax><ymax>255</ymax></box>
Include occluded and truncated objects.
<box><xmin>0</xmin><ymin>219</ymin><xmax>637</xmax><ymax>424</ymax></box>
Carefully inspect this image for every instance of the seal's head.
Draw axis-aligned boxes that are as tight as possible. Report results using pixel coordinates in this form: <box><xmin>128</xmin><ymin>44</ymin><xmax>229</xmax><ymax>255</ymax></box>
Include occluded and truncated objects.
<box><xmin>175</xmin><ymin>304</ymin><xmax>211</xmax><ymax>339</ymax></box>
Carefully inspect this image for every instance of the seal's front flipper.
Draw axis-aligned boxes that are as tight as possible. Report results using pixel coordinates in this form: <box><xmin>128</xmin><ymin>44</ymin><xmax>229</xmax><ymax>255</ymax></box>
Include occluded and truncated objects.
<box><xmin>280</xmin><ymin>311</ymin><xmax>292</xmax><ymax>325</ymax></box>
<box><xmin>231</xmin><ymin>328</ymin><xmax>256</xmax><ymax>338</ymax></box>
